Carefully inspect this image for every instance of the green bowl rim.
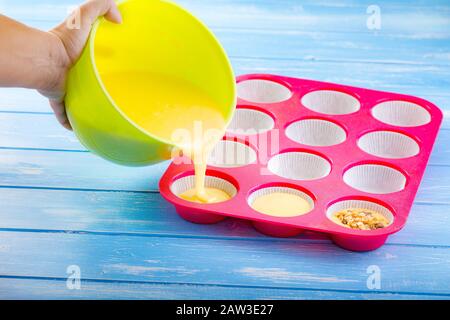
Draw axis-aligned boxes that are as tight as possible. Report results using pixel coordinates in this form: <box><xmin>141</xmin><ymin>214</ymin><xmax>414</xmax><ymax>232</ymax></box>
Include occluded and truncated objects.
<box><xmin>89</xmin><ymin>0</ymin><xmax>237</xmax><ymax>147</ymax></box>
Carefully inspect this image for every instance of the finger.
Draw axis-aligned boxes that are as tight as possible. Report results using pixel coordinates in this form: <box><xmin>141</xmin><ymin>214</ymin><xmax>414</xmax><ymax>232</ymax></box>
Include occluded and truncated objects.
<box><xmin>104</xmin><ymin>1</ymin><xmax>122</xmax><ymax>23</ymax></box>
<box><xmin>81</xmin><ymin>0</ymin><xmax>123</xmax><ymax>26</ymax></box>
<box><xmin>50</xmin><ymin>99</ymin><xmax>73</xmax><ymax>131</ymax></box>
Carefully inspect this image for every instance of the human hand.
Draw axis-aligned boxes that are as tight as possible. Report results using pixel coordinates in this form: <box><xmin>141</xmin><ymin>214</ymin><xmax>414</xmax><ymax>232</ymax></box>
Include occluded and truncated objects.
<box><xmin>42</xmin><ymin>0</ymin><xmax>122</xmax><ymax>129</ymax></box>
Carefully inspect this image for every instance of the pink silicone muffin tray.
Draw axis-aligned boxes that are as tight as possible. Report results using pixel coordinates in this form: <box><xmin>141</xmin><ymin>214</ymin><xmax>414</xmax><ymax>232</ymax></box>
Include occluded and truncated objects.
<box><xmin>159</xmin><ymin>74</ymin><xmax>443</xmax><ymax>251</ymax></box>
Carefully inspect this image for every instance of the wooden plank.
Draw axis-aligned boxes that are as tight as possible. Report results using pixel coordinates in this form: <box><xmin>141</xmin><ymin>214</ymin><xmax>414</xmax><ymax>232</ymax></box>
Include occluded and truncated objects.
<box><xmin>230</xmin><ymin>58</ymin><xmax>450</xmax><ymax>99</ymax></box>
<box><xmin>1</xmin><ymin>58</ymin><xmax>449</xmax><ymax>127</ymax></box>
<box><xmin>1</xmin><ymin>231</ymin><xmax>450</xmax><ymax>294</ymax></box>
<box><xmin>0</xmin><ymin>88</ymin><xmax>50</xmax><ymax>113</ymax></box>
<box><xmin>1</xmin><ymin>2</ymin><xmax>449</xmax><ymax>66</ymax></box>
<box><xmin>1</xmin><ymin>277</ymin><xmax>449</xmax><ymax>300</ymax></box>
<box><xmin>1</xmin><ymin>56</ymin><xmax>450</xmax><ymax>101</ymax></box>
<box><xmin>431</xmin><ymin>130</ymin><xmax>450</xmax><ymax>165</ymax></box>
<box><xmin>9</xmin><ymin>18</ymin><xmax>450</xmax><ymax>66</ymax></box>
<box><xmin>0</xmin><ymin>113</ymin><xmax>449</xmax><ymax>162</ymax></box>
<box><xmin>218</xmin><ymin>31</ymin><xmax>450</xmax><ymax>67</ymax></box>
<box><xmin>0</xmin><ymin>149</ymin><xmax>169</xmax><ymax>192</ymax></box>
<box><xmin>0</xmin><ymin>148</ymin><xmax>448</xmax><ymax>202</ymax></box>
<box><xmin>2</xmin><ymin>0</ymin><xmax>449</xmax><ymax>36</ymax></box>
<box><xmin>0</xmin><ymin>187</ymin><xmax>269</xmax><ymax>239</ymax></box>
<box><xmin>0</xmin><ymin>187</ymin><xmax>448</xmax><ymax>247</ymax></box>
<box><xmin>0</xmin><ymin>113</ymin><xmax>83</xmax><ymax>151</ymax></box>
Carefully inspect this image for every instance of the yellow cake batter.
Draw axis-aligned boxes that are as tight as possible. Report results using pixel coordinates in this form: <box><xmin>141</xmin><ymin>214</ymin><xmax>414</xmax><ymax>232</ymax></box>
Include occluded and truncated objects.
<box><xmin>251</xmin><ymin>192</ymin><xmax>313</xmax><ymax>217</ymax></box>
<box><xmin>178</xmin><ymin>188</ymin><xmax>231</xmax><ymax>204</ymax></box>
<box><xmin>101</xmin><ymin>71</ymin><xmax>229</xmax><ymax>203</ymax></box>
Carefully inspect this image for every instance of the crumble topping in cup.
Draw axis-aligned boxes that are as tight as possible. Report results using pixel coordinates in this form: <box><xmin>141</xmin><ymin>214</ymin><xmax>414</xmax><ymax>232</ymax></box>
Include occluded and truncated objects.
<box><xmin>332</xmin><ymin>208</ymin><xmax>389</xmax><ymax>230</ymax></box>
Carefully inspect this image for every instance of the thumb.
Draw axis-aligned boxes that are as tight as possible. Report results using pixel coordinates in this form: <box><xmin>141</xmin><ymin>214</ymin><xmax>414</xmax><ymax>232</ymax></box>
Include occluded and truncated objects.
<box><xmin>51</xmin><ymin>0</ymin><xmax>122</xmax><ymax>63</ymax></box>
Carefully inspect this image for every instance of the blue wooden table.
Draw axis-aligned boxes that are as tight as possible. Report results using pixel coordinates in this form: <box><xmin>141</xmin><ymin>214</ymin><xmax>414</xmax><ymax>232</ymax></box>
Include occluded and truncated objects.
<box><xmin>0</xmin><ymin>0</ymin><xmax>449</xmax><ymax>299</ymax></box>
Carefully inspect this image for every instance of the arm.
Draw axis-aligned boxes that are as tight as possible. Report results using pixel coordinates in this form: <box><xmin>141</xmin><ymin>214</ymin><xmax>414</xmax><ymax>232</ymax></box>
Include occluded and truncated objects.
<box><xmin>0</xmin><ymin>0</ymin><xmax>122</xmax><ymax>129</ymax></box>
<box><xmin>0</xmin><ymin>15</ymin><xmax>66</xmax><ymax>95</ymax></box>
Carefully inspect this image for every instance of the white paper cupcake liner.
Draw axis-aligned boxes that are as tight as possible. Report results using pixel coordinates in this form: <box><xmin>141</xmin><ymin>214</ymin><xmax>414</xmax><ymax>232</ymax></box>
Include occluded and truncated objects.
<box><xmin>372</xmin><ymin>100</ymin><xmax>431</xmax><ymax>127</ymax></box>
<box><xmin>358</xmin><ymin>131</ymin><xmax>420</xmax><ymax>159</ymax></box>
<box><xmin>208</xmin><ymin>140</ymin><xmax>257</xmax><ymax>168</ymax></box>
<box><xmin>248</xmin><ymin>186</ymin><xmax>315</xmax><ymax>217</ymax></box>
<box><xmin>227</xmin><ymin>108</ymin><xmax>275</xmax><ymax>135</ymax></box>
<box><xmin>268</xmin><ymin>152</ymin><xmax>331</xmax><ymax>181</ymax></box>
<box><xmin>285</xmin><ymin>119</ymin><xmax>347</xmax><ymax>147</ymax></box>
<box><xmin>326</xmin><ymin>199</ymin><xmax>394</xmax><ymax>226</ymax></box>
<box><xmin>170</xmin><ymin>175</ymin><xmax>238</xmax><ymax>199</ymax></box>
<box><xmin>301</xmin><ymin>90</ymin><xmax>360</xmax><ymax>115</ymax></box>
<box><xmin>237</xmin><ymin>79</ymin><xmax>292</xmax><ymax>103</ymax></box>
<box><xmin>343</xmin><ymin>164</ymin><xmax>406</xmax><ymax>194</ymax></box>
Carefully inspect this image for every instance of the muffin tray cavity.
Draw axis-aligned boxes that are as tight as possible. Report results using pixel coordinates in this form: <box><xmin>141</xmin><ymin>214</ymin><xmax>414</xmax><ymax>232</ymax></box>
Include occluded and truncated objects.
<box><xmin>159</xmin><ymin>74</ymin><xmax>443</xmax><ymax>251</ymax></box>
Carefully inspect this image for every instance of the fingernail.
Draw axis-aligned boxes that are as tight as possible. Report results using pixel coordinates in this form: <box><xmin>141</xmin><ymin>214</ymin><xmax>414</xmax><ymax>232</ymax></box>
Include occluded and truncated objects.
<box><xmin>114</xmin><ymin>6</ymin><xmax>123</xmax><ymax>23</ymax></box>
<box><xmin>63</xmin><ymin>120</ymin><xmax>73</xmax><ymax>131</ymax></box>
